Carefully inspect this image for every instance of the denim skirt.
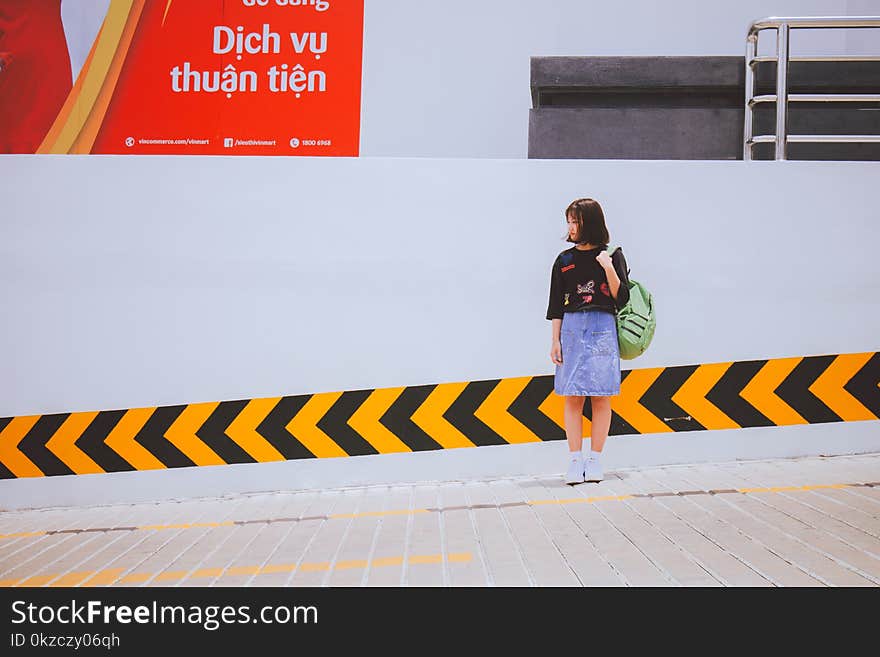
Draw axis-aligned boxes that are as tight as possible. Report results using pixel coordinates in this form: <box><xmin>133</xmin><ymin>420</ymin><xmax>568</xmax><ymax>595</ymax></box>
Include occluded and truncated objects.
<box><xmin>554</xmin><ymin>309</ymin><xmax>621</xmax><ymax>397</ymax></box>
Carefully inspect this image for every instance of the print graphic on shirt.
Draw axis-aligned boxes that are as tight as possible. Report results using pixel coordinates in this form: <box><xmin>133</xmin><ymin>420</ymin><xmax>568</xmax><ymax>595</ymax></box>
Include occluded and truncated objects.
<box><xmin>577</xmin><ymin>281</ymin><xmax>595</xmax><ymax>294</ymax></box>
<box><xmin>600</xmin><ymin>282</ymin><xmax>610</xmax><ymax>296</ymax></box>
<box><xmin>561</xmin><ymin>264</ymin><xmax>575</xmax><ymax>273</ymax></box>
<box><xmin>561</xmin><ymin>253</ymin><xmax>574</xmax><ymax>266</ymax></box>
<box><xmin>582</xmin><ymin>295</ymin><xmax>593</xmax><ymax>303</ymax></box>
<box><xmin>564</xmin><ymin>292</ymin><xmax>570</xmax><ymax>306</ymax></box>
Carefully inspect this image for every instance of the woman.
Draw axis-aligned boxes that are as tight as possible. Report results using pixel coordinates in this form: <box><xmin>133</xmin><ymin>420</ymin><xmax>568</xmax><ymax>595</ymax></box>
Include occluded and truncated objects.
<box><xmin>546</xmin><ymin>198</ymin><xmax>630</xmax><ymax>485</ymax></box>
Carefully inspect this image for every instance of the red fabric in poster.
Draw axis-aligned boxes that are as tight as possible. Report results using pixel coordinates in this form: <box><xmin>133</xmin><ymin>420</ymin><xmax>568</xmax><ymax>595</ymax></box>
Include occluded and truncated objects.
<box><xmin>0</xmin><ymin>0</ymin><xmax>72</xmax><ymax>153</ymax></box>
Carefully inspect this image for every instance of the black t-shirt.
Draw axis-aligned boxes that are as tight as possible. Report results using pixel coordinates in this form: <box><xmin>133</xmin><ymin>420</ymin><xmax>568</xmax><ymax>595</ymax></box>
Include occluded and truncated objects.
<box><xmin>546</xmin><ymin>245</ymin><xmax>630</xmax><ymax>320</ymax></box>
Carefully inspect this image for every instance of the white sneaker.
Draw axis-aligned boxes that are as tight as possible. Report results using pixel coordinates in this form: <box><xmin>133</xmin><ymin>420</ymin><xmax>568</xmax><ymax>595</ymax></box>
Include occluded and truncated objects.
<box><xmin>564</xmin><ymin>458</ymin><xmax>585</xmax><ymax>485</ymax></box>
<box><xmin>584</xmin><ymin>458</ymin><xmax>604</xmax><ymax>483</ymax></box>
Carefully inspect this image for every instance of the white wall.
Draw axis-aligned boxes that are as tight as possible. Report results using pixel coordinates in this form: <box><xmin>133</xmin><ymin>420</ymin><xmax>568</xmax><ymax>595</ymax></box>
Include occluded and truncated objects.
<box><xmin>359</xmin><ymin>0</ymin><xmax>872</xmax><ymax>158</ymax></box>
<box><xmin>2</xmin><ymin>155</ymin><xmax>879</xmax><ymax>509</ymax></box>
<box><xmin>2</xmin><ymin>156</ymin><xmax>878</xmax><ymax>418</ymax></box>
<box><xmin>846</xmin><ymin>0</ymin><xmax>880</xmax><ymax>54</ymax></box>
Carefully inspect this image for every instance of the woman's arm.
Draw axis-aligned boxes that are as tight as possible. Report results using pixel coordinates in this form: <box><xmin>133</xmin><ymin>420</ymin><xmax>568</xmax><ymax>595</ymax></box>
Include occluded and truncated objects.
<box><xmin>547</xmin><ymin>258</ymin><xmax>564</xmax><ymax>364</ymax></box>
<box><xmin>550</xmin><ymin>318</ymin><xmax>562</xmax><ymax>364</ymax></box>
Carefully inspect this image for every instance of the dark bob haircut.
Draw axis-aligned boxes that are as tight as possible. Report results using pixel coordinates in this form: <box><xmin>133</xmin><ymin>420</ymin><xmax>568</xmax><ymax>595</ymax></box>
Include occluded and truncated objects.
<box><xmin>564</xmin><ymin>198</ymin><xmax>609</xmax><ymax>246</ymax></box>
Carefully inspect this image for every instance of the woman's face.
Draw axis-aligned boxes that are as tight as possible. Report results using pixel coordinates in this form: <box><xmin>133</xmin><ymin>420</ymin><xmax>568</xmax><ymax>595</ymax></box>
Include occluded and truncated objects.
<box><xmin>566</xmin><ymin>213</ymin><xmax>580</xmax><ymax>242</ymax></box>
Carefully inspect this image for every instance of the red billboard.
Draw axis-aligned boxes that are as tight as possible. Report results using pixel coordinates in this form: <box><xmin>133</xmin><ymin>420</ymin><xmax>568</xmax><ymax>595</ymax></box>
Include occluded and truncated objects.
<box><xmin>0</xmin><ymin>0</ymin><xmax>364</xmax><ymax>155</ymax></box>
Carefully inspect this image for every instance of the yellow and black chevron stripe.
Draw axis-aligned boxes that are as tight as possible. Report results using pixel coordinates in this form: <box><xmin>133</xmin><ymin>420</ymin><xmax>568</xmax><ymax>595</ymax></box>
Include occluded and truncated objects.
<box><xmin>1</xmin><ymin>352</ymin><xmax>877</xmax><ymax>479</ymax></box>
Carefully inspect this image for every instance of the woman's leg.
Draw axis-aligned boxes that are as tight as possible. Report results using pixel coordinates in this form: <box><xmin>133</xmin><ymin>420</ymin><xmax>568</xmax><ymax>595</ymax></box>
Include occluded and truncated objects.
<box><xmin>589</xmin><ymin>396</ymin><xmax>612</xmax><ymax>452</ymax></box>
<box><xmin>563</xmin><ymin>395</ymin><xmax>587</xmax><ymax>452</ymax></box>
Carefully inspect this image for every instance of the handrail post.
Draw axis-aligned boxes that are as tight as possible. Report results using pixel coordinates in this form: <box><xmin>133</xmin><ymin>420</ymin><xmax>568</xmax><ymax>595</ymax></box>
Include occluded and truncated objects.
<box><xmin>775</xmin><ymin>23</ymin><xmax>791</xmax><ymax>160</ymax></box>
<box><xmin>744</xmin><ymin>32</ymin><xmax>758</xmax><ymax>160</ymax></box>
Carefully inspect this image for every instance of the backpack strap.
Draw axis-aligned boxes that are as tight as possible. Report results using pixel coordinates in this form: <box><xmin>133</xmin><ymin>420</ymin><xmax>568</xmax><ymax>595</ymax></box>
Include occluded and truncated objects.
<box><xmin>606</xmin><ymin>244</ymin><xmax>624</xmax><ymax>267</ymax></box>
<box><xmin>606</xmin><ymin>244</ymin><xmax>629</xmax><ymax>276</ymax></box>
<box><xmin>605</xmin><ymin>244</ymin><xmax>629</xmax><ymax>310</ymax></box>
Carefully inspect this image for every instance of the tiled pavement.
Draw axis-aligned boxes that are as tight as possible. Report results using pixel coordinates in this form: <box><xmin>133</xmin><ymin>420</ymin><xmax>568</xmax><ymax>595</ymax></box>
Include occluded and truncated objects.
<box><xmin>1</xmin><ymin>453</ymin><xmax>878</xmax><ymax>587</ymax></box>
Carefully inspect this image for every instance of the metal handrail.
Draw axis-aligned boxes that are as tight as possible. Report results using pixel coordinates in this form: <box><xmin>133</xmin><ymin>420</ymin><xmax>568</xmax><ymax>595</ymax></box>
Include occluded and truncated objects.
<box><xmin>751</xmin><ymin>134</ymin><xmax>880</xmax><ymax>144</ymax></box>
<box><xmin>749</xmin><ymin>94</ymin><xmax>880</xmax><ymax>105</ymax></box>
<box><xmin>749</xmin><ymin>55</ymin><xmax>880</xmax><ymax>64</ymax></box>
<box><xmin>744</xmin><ymin>16</ymin><xmax>880</xmax><ymax>161</ymax></box>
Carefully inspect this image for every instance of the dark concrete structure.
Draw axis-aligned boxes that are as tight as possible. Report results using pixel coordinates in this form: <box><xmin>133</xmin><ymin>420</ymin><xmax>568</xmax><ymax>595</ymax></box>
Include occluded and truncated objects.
<box><xmin>528</xmin><ymin>56</ymin><xmax>880</xmax><ymax>160</ymax></box>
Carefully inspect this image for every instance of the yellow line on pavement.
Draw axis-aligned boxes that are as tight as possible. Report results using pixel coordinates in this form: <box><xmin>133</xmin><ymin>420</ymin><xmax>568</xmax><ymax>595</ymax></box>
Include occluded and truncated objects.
<box><xmin>0</xmin><ymin>531</ymin><xmax>47</xmax><ymax>540</ymax></box>
<box><xmin>371</xmin><ymin>556</ymin><xmax>403</xmax><ymax>567</ymax></box>
<box><xmin>138</xmin><ymin>521</ymin><xmax>235</xmax><ymax>531</ymax></box>
<box><xmin>1</xmin><ymin>552</ymin><xmax>473</xmax><ymax>587</ymax></box>
<box><xmin>80</xmin><ymin>568</ymin><xmax>124</xmax><ymax>587</ymax></box>
<box><xmin>224</xmin><ymin>566</ymin><xmax>259</xmax><ymax>576</ymax></box>
<box><xmin>153</xmin><ymin>570</ymin><xmax>188</xmax><ymax>582</ymax></box>
<box><xmin>409</xmin><ymin>554</ymin><xmax>443</xmax><ymax>564</ymax></box>
<box><xmin>49</xmin><ymin>571</ymin><xmax>94</xmax><ymax>587</ymax></box>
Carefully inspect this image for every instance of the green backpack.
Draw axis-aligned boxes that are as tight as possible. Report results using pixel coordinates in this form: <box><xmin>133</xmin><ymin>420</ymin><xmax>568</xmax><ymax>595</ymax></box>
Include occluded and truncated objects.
<box><xmin>607</xmin><ymin>245</ymin><xmax>655</xmax><ymax>360</ymax></box>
